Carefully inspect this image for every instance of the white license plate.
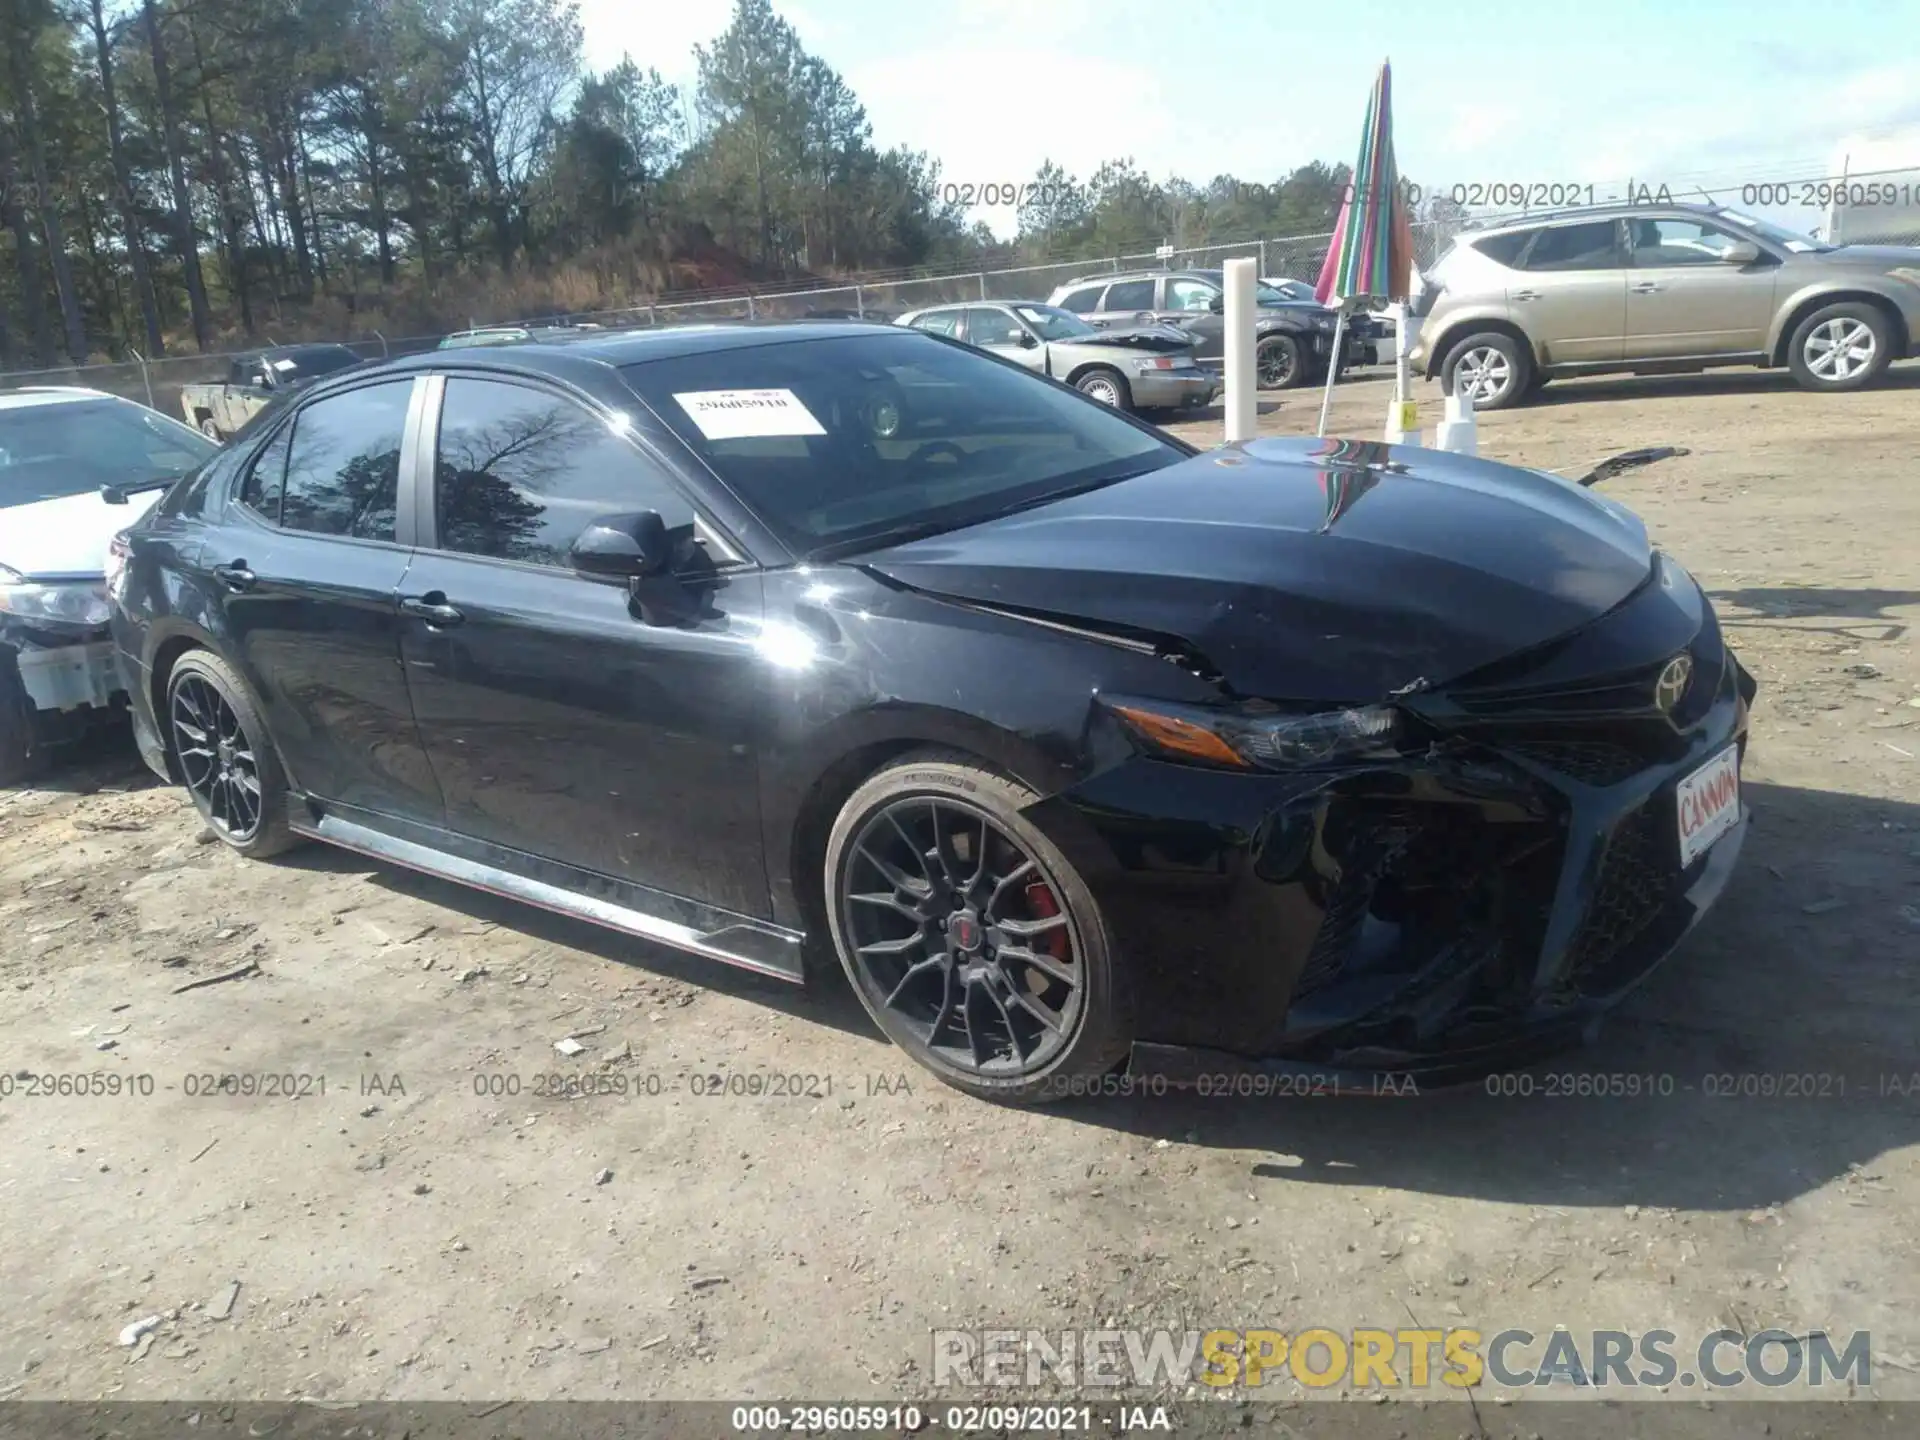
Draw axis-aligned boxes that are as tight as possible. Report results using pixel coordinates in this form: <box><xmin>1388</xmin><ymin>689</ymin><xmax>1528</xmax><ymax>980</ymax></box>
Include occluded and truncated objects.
<box><xmin>1675</xmin><ymin>744</ymin><xmax>1740</xmax><ymax>867</ymax></box>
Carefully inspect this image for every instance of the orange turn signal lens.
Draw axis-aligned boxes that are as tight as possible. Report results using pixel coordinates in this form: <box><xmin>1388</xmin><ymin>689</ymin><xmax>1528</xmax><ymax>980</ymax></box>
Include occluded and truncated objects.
<box><xmin>1109</xmin><ymin>703</ymin><xmax>1250</xmax><ymax>769</ymax></box>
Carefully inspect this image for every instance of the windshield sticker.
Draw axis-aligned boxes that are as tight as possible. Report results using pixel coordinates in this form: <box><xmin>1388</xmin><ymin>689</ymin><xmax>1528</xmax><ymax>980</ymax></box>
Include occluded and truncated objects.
<box><xmin>673</xmin><ymin>389</ymin><xmax>827</xmax><ymax>440</ymax></box>
<box><xmin>269</xmin><ymin>358</ymin><xmax>298</xmax><ymax>373</ymax></box>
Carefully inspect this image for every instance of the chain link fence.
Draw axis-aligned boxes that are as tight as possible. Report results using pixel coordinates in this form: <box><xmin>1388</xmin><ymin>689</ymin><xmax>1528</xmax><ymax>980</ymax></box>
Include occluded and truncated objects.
<box><xmin>0</xmin><ymin>219</ymin><xmax>1461</xmax><ymax>414</ymax></box>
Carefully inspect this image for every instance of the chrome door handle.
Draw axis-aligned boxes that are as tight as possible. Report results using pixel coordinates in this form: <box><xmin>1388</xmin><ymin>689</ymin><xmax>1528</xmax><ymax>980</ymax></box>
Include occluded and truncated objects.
<box><xmin>211</xmin><ymin>561</ymin><xmax>255</xmax><ymax>592</ymax></box>
<box><xmin>1510</xmin><ymin>289</ymin><xmax>1540</xmax><ymax>301</ymax></box>
<box><xmin>400</xmin><ymin>594</ymin><xmax>464</xmax><ymax>627</ymax></box>
<box><xmin>1631</xmin><ymin>282</ymin><xmax>1663</xmax><ymax>293</ymax></box>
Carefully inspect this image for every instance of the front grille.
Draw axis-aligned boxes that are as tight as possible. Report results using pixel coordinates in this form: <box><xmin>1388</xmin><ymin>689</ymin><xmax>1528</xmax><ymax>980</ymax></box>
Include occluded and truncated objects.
<box><xmin>1560</xmin><ymin>803</ymin><xmax>1680</xmax><ymax>994</ymax></box>
<box><xmin>1503</xmin><ymin>739</ymin><xmax>1650</xmax><ymax>788</ymax></box>
<box><xmin>1294</xmin><ymin>817</ymin><xmax>1416</xmax><ymax>996</ymax></box>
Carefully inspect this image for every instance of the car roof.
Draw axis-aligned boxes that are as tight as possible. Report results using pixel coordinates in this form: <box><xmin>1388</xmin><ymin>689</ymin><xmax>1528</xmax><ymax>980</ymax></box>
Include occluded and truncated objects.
<box><xmin>0</xmin><ymin>386</ymin><xmax>118</xmax><ymax>411</ymax></box>
<box><xmin>1466</xmin><ymin>200</ymin><xmax>1726</xmax><ymax>236</ymax></box>
<box><xmin>338</xmin><ymin>321</ymin><xmax>910</xmax><ymax>380</ymax></box>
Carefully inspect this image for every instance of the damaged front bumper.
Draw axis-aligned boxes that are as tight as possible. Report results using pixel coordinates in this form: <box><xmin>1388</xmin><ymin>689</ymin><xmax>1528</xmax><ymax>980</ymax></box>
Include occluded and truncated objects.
<box><xmin>1056</xmin><ymin>566</ymin><xmax>1756</xmax><ymax>1087</ymax></box>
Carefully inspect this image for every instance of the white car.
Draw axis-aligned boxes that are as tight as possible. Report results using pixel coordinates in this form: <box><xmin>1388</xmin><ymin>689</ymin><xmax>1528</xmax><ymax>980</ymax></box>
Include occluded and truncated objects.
<box><xmin>1</xmin><ymin>387</ymin><xmax>218</xmax><ymax>781</ymax></box>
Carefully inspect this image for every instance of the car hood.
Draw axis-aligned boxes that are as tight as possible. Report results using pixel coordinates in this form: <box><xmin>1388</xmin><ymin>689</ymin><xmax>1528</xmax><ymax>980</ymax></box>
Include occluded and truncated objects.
<box><xmin>859</xmin><ymin>437</ymin><xmax>1654</xmax><ymax>703</ymax></box>
<box><xmin>1058</xmin><ymin>324</ymin><xmax>1194</xmax><ymax>353</ymax></box>
<box><xmin>1826</xmin><ymin>243</ymin><xmax>1920</xmax><ymax>264</ymax></box>
<box><xmin>0</xmin><ymin>488</ymin><xmax>162</xmax><ymax>579</ymax></box>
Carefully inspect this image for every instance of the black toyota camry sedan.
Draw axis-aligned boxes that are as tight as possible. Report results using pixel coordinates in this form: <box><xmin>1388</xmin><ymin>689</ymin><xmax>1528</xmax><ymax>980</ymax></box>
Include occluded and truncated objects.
<box><xmin>109</xmin><ymin>323</ymin><xmax>1754</xmax><ymax>1103</ymax></box>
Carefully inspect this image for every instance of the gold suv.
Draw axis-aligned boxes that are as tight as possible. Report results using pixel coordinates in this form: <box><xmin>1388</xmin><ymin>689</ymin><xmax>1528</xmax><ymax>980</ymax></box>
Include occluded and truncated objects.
<box><xmin>1407</xmin><ymin>202</ymin><xmax>1920</xmax><ymax>408</ymax></box>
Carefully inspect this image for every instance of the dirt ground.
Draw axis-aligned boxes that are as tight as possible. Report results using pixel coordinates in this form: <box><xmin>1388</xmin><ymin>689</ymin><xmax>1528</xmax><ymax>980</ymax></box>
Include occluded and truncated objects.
<box><xmin>3</xmin><ymin>362</ymin><xmax>1918</xmax><ymax>1420</ymax></box>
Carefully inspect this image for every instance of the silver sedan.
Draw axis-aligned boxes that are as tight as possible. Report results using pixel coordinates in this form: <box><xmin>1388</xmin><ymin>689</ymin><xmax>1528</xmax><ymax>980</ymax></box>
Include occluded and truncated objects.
<box><xmin>896</xmin><ymin>302</ymin><xmax>1220</xmax><ymax>413</ymax></box>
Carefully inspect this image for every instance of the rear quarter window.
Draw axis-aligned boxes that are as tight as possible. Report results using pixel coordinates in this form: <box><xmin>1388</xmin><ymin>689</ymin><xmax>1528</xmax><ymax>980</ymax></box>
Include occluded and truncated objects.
<box><xmin>1468</xmin><ymin>230</ymin><xmax>1534</xmax><ymax>267</ymax></box>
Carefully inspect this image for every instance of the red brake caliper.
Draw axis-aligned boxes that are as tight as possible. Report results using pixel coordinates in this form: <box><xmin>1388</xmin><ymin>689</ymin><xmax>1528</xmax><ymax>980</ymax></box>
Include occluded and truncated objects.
<box><xmin>1023</xmin><ymin>881</ymin><xmax>1070</xmax><ymax>963</ymax></box>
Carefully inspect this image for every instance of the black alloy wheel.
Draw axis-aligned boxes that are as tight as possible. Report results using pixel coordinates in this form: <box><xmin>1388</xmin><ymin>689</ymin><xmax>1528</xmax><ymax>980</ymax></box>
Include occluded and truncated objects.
<box><xmin>826</xmin><ymin>755</ymin><xmax>1131</xmax><ymax>1102</ymax></box>
<box><xmin>165</xmin><ymin>650</ymin><xmax>300</xmax><ymax>857</ymax></box>
<box><xmin>172</xmin><ymin>673</ymin><xmax>261</xmax><ymax>840</ymax></box>
<box><xmin>1256</xmin><ymin>334</ymin><xmax>1303</xmax><ymax>389</ymax></box>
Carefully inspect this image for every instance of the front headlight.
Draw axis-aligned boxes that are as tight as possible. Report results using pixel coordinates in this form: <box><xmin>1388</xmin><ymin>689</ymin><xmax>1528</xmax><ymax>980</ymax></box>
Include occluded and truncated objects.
<box><xmin>1105</xmin><ymin>695</ymin><xmax>1402</xmax><ymax>770</ymax></box>
<box><xmin>0</xmin><ymin>576</ymin><xmax>112</xmax><ymax>628</ymax></box>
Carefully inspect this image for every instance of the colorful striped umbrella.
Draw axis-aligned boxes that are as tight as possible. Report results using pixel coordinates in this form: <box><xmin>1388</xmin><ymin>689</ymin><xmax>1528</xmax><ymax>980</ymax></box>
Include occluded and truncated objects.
<box><xmin>1315</xmin><ymin>60</ymin><xmax>1415</xmax><ymax>308</ymax></box>
<box><xmin>1314</xmin><ymin>60</ymin><xmax>1416</xmax><ymax>437</ymax></box>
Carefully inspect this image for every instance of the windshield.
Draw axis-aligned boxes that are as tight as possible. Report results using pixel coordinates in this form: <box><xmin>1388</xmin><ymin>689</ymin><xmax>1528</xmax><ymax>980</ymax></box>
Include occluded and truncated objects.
<box><xmin>1714</xmin><ymin>209</ymin><xmax>1834</xmax><ymax>254</ymax></box>
<box><xmin>1192</xmin><ymin>271</ymin><xmax>1302</xmax><ymax>305</ymax></box>
<box><xmin>0</xmin><ymin>397</ymin><xmax>218</xmax><ymax>508</ymax></box>
<box><xmin>1010</xmin><ymin>305</ymin><xmax>1097</xmax><ymax>341</ymax></box>
<box><xmin>621</xmin><ymin>332</ymin><xmax>1184</xmax><ymax>557</ymax></box>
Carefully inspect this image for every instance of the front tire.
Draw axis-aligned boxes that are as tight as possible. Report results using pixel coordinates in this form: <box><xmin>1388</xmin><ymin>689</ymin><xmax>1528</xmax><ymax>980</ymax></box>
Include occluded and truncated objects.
<box><xmin>197</xmin><ymin>416</ymin><xmax>224</xmax><ymax>440</ymax></box>
<box><xmin>1442</xmin><ymin>331</ymin><xmax>1531</xmax><ymax>410</ymax></box>
<box><xmin>1074</xmin><ymin>366</ymin><xmax>1133</xmax><ymax>411</ymax></box>
<box><xmin>824</xmin><ymin>753</ymin><xmax>1133</xmax><ymax>1104</ymax></box>
<box><xmin>165</xmin><ymin>650</ymin><xmax>300</xmax><ymax>858</ymax></box>
<box><xmin>1256</xmin><ymin>333</ymin><xmax>1306</xmax><ymax>389</ymax></box>
<box><xmin>1788</xmin><ymin>301</ymin><xmax>1892</xmax><ymax>392</ymax></box>
<box><xmin>0</xmin><ymin>653</ymin><xmax>50</xmax><ymax>787</ymax></box>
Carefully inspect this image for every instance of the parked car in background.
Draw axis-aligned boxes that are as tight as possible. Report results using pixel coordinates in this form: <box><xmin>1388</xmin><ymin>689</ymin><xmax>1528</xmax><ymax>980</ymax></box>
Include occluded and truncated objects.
<box><xmin>1408</xmin><ymin>201</ymin><xmax>1920</xmax><ymax>408</ymax></box>
<box><xmin>1270</xmin><ymin>274</ymin><xmax>1399</xmax><ymax>355</ymax></box>
<box><xmin>180</xmin><ymin>344</ymin><xmax>364</xmax><ymax>438</ymax></box>
<box><xmin>112</xmin><ymin>324</ymin><xmax>1752</xmax><ymax>1103</ymax></box>
<box><xmin>2</xmin><ymin>387</ymin><xmax>218</xmax><ymax>781</ymax></box>
<box><xmin>1259</xmin><ymin>276</ymin><xmax>1319</xmax><ymax>303</ymax></box>
<box><xmin>1048</xmin><ymin>268</ymin><xmax>1376</xmax><ymax>386</ymax></box>
<box><xmin>896</xmin><ymin>301</ymin><xmax>1219</xmax><ymax>412</ymax></box>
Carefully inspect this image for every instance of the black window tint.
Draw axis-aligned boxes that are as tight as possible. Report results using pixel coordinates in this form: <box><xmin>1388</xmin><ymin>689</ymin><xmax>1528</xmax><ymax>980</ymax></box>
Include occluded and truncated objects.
<box><xmin>1104</xmin><ymin>279</ymin><xmax>1154</xmax><ymax>310</ymax></box>
<box><xmin>239</xmin><ymin>424</ymin><xmax>291</xmax><ymax>522</ymax></box>
<box><xmin>434</xmin><ymin>377</ymin><xmax>694</xmax><ymax>568</ymax></box>
<box><xmin>1058</xmin><ymin>285</ymin><xmax>1105</xmax><ymax>314</ymax></box>
<box><xmin>1520</xmin><ymin>221</ymin><xmax>1623</xmax><ymax>271</ymax></box>
<box><xmin>280</xmin><ymin>381</ymin><xmax>410</xmax><ymax>540</ymax></box>
<box><xmin>1471</xmin><ymin>230</ymin><xmax>1535</xmax><ymax>266</ymax></box>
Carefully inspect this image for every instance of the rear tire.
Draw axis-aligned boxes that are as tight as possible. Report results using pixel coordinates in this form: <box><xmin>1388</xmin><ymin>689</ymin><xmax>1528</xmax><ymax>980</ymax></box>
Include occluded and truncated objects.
<box><xmin>824</xmin><ymin>752</ymin><xmax>1133</xmax><ymax>1105</ymax></box>
<box><xmin>197</xmin><ymin>416</ymin><xmax>223</xmax><ymax>440</ymax></box>
<box><xmin>164</xmin><ymin>650</ymin><xmax>301</xmax><ymax>858</ymax></box>
<box><xmin>1074</xmin><ymin>366</ymin><xmax>1133</xmax><ymax>411</ymax></box>
<box><xmin>1787</xmin><ymin>301</ymin><xmax>1892</xmax><ymax>392</ymax></box>
<box><xmin>1442</xmin><ymin>331</ymin><xmax>1531</xmax><ymax>410</ymax></box>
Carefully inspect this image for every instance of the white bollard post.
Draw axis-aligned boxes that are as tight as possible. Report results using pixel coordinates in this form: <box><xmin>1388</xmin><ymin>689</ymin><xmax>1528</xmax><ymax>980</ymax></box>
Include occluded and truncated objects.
<box><xmin>1222</xmin><ymin>257</ymin><xmax>1257</xmax><ymax>445</ymax></box>
<box><xmin>1435</xmin><ymin>389</ymin><xmax>1478</xmax><ymax>456</ymax></box>
<box><xmin>1383</xmin><ymin>301</ymin><xmax>1417</xmax><ymax>446</ymax></box>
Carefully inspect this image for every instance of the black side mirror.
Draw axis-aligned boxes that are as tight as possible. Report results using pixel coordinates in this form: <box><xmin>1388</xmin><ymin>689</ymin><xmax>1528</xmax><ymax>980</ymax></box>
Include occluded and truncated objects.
<box><xmin>101</xmin><ymin>483</ymin><xmax>130</xmax><ymax>505</ymax></box>
<box><xmin>1208</xmin><ymin>295</ymin><xmax>1224</xmax><ymax>313</ymax></box>
<box><xmin>571</xmin><ymin>510</ymin><xmax>671</xmax><ymax>578</ymax></box>
<box><xmin>1018</xmin><ymin>331</ymin><xmax>1038</xmax><ymax>348</ymax></box>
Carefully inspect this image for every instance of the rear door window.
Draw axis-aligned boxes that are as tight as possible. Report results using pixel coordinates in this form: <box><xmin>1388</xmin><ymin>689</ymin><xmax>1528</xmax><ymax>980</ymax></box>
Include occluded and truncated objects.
<box><xmin>912</xmin><ymin>309</ymin><xmax>962</xmax><ymax>337</ymax></box>
<box><xmin>1103</xmin><ymin>279</ymin><xmax>1155</xmax><ymax>311</ymax></box>
<box><xmin>1057</xmin><ymin>285</ymin><xmax>1107</xmax><ymax>314</ymax></box>
<box><xmin>1519</xmin><ymin>221</ymin><xmax>1626</xmax><ymax>271</ymax></box>
<box><xmin>280</xmin><ymin>380</ymin><xmax>412</xmax><ymax>541</ymax></box>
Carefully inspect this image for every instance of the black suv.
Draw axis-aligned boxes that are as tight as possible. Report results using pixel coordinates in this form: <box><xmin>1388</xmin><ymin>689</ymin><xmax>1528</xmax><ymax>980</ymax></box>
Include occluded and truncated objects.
<box><xmin>1046</xmin><ymin>268</ymin><xmax>1377</xmax><ymax>387</ymax></box>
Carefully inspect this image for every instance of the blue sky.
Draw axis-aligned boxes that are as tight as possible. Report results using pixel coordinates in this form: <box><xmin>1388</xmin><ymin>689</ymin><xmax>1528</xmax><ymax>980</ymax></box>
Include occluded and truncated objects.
<box><xmin>581</xmin><ymin>0</ymin><xmax>1920</xmax><ymax>239</ymax></box>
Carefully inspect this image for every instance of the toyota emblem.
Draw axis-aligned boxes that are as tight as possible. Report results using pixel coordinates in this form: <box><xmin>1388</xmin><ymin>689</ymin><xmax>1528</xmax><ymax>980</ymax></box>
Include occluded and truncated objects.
<box><xmin>1654</xmin><ymin>654</ymin><xmax>1694</xmax><ymax>713</ymax></box>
